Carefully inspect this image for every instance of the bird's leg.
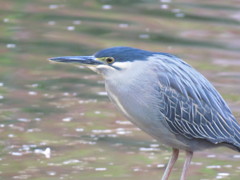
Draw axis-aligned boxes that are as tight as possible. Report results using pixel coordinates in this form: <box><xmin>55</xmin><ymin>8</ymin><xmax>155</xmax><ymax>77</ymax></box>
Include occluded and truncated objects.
<box><xmin>161</xmin><ymin>148</ymin><xmax>179</xmax><ymax>180</ymax></box>
<box><xmin>180</xmin><ymin>150</ymin><xmax>193</xmax><ymax>180</ymax></box>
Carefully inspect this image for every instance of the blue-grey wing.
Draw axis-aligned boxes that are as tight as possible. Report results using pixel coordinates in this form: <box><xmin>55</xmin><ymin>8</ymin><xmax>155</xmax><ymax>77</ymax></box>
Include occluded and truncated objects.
<box><xmin>153</xmin><ymin>54</ymin><xmax>240</xmax><ymax>148</ymax></box>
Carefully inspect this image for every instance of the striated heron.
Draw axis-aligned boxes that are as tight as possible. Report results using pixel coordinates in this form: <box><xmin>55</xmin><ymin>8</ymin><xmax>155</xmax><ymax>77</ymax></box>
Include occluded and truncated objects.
<box><xmin>49</xmin><ymin>47</ymin><xmax>240</xmax><ymax>180</ymax></box>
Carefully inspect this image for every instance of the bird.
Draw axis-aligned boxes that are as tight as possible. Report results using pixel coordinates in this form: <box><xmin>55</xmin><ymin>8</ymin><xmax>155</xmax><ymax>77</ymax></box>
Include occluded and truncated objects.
<box><xmin>49</xmin><ymin>46</ymin><xmax>240</xmax><ymax>180</ymax></box>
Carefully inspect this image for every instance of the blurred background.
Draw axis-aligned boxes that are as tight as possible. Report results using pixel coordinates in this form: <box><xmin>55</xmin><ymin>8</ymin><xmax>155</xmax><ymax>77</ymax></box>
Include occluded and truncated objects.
<box><xmin>0</xmin><ymin>0</ymin><xmax>240</xmax><ymax>179</ymax></box>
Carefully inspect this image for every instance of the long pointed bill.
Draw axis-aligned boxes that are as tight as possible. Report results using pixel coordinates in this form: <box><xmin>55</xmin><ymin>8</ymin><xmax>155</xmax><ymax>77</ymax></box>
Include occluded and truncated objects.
<box><xmin>49</xmin><ymin>56</ymin><xmax>103</xmax><ymax>65</ymax></box>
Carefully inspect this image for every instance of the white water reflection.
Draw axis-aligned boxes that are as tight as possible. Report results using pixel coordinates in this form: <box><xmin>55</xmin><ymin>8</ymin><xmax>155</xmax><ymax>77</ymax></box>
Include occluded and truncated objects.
<box><xmin>34</xmin><ymin>147</ymin><xmax>51</xmax><ymax>158</ymax></box>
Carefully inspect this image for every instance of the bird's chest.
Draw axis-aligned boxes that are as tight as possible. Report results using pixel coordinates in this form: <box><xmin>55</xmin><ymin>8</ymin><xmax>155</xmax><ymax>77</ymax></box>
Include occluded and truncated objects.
<box><xmin>104</xmin><ymin>73</ymin><xmax>168</xmax><ymax>137</ymax></box>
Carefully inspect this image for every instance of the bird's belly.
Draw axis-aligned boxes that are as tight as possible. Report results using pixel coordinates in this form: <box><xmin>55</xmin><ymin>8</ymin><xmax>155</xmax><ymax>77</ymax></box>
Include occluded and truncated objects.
<box><xmin>106</xmin><ymin>86</ymin><xmax>189</xmax><ymax>150</ymax></box>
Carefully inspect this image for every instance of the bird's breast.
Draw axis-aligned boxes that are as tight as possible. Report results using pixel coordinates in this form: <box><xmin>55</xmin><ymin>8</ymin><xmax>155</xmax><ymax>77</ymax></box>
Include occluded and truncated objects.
<box><xmin>104</xmin><ymin>73</ymin><xmax>179</xmax><ymax>145</ymax></box>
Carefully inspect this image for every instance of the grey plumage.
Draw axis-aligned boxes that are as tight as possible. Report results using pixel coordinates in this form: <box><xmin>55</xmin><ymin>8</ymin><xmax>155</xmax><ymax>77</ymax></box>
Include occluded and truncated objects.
<box><xmin>49</xmin><ymin>46</ymin><xmax>240</xmax><ymax>180</ymax></box>
<box><xmin>150</xmin><ymin>54</ymin><xmax>240</xmax><ymax>150</ymax></box>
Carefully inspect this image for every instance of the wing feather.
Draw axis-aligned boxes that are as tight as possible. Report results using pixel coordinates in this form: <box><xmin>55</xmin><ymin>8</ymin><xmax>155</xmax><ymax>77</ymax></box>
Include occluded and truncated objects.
<box><xmin>152</xmin><ymin>54</ymin><xmax>240</xmax><ymax>147</ymax></box>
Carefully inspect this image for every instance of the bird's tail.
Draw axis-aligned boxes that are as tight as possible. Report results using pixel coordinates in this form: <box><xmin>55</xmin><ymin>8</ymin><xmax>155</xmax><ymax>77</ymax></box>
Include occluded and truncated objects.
<box><xmin>232</xmin><ymin>120</ymin><xmax>240</xmax><ymax>151</ymax></box>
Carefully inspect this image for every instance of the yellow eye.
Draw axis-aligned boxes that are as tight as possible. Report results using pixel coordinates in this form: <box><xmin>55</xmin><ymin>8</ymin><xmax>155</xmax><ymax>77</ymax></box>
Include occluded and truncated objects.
<box><xmin>105</xmin><ymin>57</ymin><xmax>115</xmax><ymax>64</ymax></box>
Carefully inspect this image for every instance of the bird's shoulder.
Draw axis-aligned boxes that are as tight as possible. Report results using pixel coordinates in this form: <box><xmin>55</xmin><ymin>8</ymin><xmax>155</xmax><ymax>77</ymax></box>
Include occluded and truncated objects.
<box><xmin>149</xmin><ymin>53</ymin><xmax>233</xmax><ymax>119</ymax></box>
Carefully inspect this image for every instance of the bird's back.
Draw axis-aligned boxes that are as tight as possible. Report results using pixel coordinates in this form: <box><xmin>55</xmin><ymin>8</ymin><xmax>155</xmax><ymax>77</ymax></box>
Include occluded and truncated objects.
<box><xmin>149</xmin><ymin>53</ymin><xmax>240</xmax><ymax>151</ymax></box>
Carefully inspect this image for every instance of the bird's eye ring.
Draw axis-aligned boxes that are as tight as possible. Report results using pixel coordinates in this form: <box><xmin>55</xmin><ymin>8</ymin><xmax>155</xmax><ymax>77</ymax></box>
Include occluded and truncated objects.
<box><xmin>105</xmin><ymin>57</ymin><xmax>115</xmax><ymax>64</ymax></box>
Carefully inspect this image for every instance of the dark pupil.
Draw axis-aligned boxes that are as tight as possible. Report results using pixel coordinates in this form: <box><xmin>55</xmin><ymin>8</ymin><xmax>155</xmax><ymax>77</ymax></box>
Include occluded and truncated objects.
<box><xmin>106</xmin><ymin>58</ymin><xmax>113</xmax><ymax>63</ymax></box>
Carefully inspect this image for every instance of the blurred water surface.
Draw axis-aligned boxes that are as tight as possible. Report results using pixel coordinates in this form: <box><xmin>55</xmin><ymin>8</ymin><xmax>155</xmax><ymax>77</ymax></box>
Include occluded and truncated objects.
<box><xmin>0</xmin><ymin>0</ymin><xmax>240</xmax><ymax>180</ymax></box>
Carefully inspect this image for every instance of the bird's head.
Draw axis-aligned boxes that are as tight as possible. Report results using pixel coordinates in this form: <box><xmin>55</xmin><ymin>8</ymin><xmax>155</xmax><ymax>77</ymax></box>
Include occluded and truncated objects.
<box><xmin>49</xmin><ymin>47</ymin><xmax>154</xmax><ymax>77</ymax></box>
